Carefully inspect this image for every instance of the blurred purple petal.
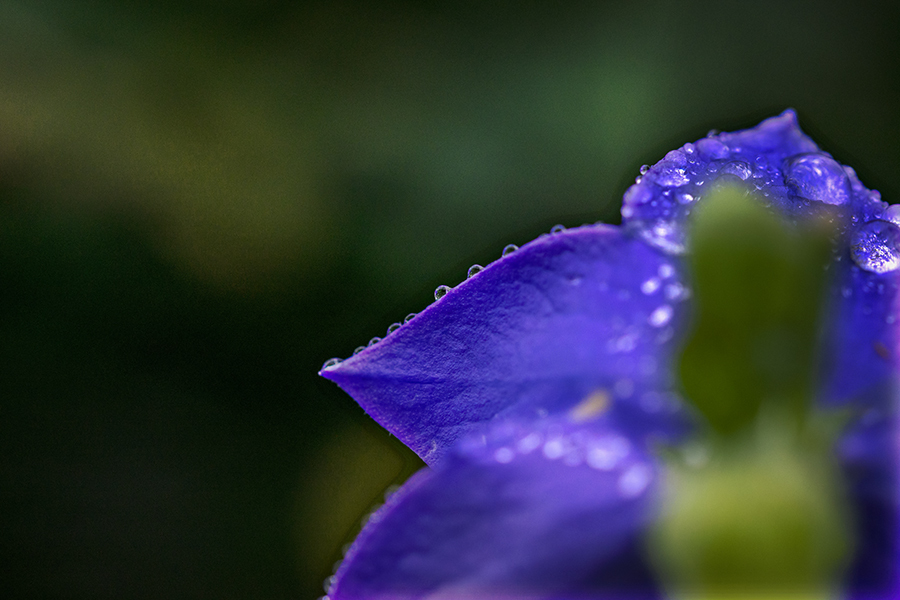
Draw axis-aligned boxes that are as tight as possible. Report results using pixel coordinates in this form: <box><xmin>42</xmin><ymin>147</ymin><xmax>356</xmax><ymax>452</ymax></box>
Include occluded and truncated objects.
<box><xmin>330</xmin><ymin>417</ymin><xmax>662</xmax><ymax>600</ymax></box>
<box><xmin>322</xmin><ymin>225</ymin><xmax>693</xmax><ymax>464</ymax></box>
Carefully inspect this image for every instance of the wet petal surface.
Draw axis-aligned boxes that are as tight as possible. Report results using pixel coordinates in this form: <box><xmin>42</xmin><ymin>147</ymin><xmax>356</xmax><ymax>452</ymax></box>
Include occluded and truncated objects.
<box><xmin>321</xmin><ymin>226</ymin><xmax>693</xmax><ymax>464</ymax></box>
<box><xmin>621</xmin><ymin>109</ymin><xmax>890</xmax><ymax>257</ymax></box>
<box><xmin>329</xmin><ymin>417</ymin><xmax>662</xmax><ymax>600</ymax></box>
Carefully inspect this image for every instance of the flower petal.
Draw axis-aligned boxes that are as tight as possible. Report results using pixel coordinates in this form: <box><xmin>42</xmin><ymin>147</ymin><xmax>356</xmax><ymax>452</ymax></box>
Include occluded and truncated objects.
<box><xmin>329</xmin><ymin>418</ymin><xmax>662</xmax><ymax>600</ymax></box>
<box><xmin>822</xmin><ymin>261</ymin><xmax>900</xmax><ymax>408</ymax></box>
<box><xmin>827</xmin><ymin>260</ymin><xmax>900</xmax><ymax>598</ymax></box>
<box><xmin>621</xmin><ymin>109</ymin><xmax>889</xmax><ymax>256</ymax></box>
<box><xmin>321</xmin><ymin>225</ymin><xmax>692</xmax><ymax>464</ymax></box>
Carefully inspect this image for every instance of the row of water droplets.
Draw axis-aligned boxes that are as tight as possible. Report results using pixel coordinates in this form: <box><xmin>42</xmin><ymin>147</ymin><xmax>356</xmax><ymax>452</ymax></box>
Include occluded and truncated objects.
<box><xmin>321</xmin><ymin>224</ymin><xmax>576</xmax><ymax>371</ymax></box>
<box><xmin>465</xmin><ymin>419</ymin><xmax>654</xmax><ymax>500</ymax></box>
<box><xmin>622</xmin><ymin>128</ymin><xmax>900</xmax><ymax>275</ymax></box>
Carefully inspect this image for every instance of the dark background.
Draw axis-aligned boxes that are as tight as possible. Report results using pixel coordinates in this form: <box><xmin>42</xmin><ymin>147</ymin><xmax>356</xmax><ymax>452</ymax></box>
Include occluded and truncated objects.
<box><xmin>1</xmin><ymin>1</ymin><xmax>897</xmax><ymax>598</ymax></box>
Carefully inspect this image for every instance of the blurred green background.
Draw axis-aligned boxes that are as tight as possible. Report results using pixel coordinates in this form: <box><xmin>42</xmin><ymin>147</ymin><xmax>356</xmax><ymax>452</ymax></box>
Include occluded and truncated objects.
<box><xmin>0</xmin><ymin>1</ymin><xmax>897</xmax><ymax>598</ymax></box>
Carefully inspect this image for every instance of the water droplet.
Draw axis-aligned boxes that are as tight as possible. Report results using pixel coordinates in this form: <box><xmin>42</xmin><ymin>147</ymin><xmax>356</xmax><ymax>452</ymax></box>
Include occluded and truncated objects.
<box><xmin>884</xmin><ymin>204</ymin><xmax>900</xmax><ymax>226</ymax></box>
<box><xmin>618</xmin><ymin>463</ymin><xmax>652</xmax><ymax>498</ymax></box>
<box><xmin>665</xmin><ymin>282</ymin><xmax>690</xmax><ymax>301</ymax></box>
<box><xmin>639</xmin><ymin>164</ymin><xmax>650</xmax><ymax>175</ymax></box>
<box><xmin>517</xmin><ymin>432</ymin><xmax>542</xmax><ymax>454</ymax></box>
<box><xmin>494</xmin><ymin>447</ymin><xmax>515</xmax><ymax>464</ymax></box>
<box><xmin>434</xmin><ymin>285</ymin><xmax>451</xmax><ymax>300</ymax></box>
<box><xmin>550</xmin><ymin>224</ymin><xmax>566</xmax><ymax>234</ymax></box>
<box><xmin>641</xmin><ymin>277</ymin><xmax>661</xmax><ymax>294</ymax></box>
<box><xmin>387</xmin><ymin>322</ymin><xmax>402</xmax><ymax>334</ymax></box>
<box><xmin>383</xmin><ymin>484</ymin><xmax>401</xmax><ymax>501</ymax></box>
<box><xmin>322</xmin><ymin>357</ymin><xmax>342</xmax><ymax>370</ymax></box>
<box><xmin>404</xmin><ymin>312</ymin><xmax>417</xmax><ymax>323</ymax></box>
<box><xmin>676</xmin><ymin>192</ymin><xmax>695</xmax><ymax>205</ymax></box>
<box><xmin>587</xmin><ymin>436</ymin><xmax>630</xmax><ymax>471</ymax></box>
<box><xmin>368</xmin><ymin>337</ymin><xmax>382</xmax><ymax>347</ymax></box>
<box><xmin>784</xmin><ymin>152</ymin><xmax>850</xmax><ymax>205</ymax></box>
<box><xmin>324</xmin><ymin>576</ymin><xmax>336</xmax><ymax>592</ymax></box>
<box><xmin>656</xmin><ymin>165</ymin><xmax>690</xmax><ymax>187</ymax></box>
<box><xmin>502</xmin><ymin>244</ymin><xmax>519</xmax><ymax>257</ymax></box>
<box><xmin>353</xmin><ymin>346</ymin><xmax>366</xmax><ymax>355</ymax></box>
<box><xmin>851</xmin><ymin>220</ymin><xmax>900</xmax><ymax>273</ymax></box>
<box><xmin>719</xmin><ymin>160</ymin><xmax>751</xmax><ymax>180</ymax></box>
<box><xmin>658</xmin><ymin>264</ymin><xmax>675</xmax><ymax>279</ymax></box>
<box><xmin>543</xmin><ymin>438</ymin><xmax>566</xmax><ymax>460</ymax></box>
<box><xmin>639</xmin><ymin>220</ymin><xmax>686</xmax><ymax>255</ymax></box>
<box><xmin>649</xmin><ymin>305</ymin><xmax>674</xmax><ymax>327</ymax></box>
<box><xmin>466</xmin><ymin>264</ymin><xmax>484</xmax><ymax>278</ymax></box>
<box><xmin>609</xmin><ymin>332</ymin><xmax>638</xmax><ymax>353</ymax></box>
<box><xmin>697</xmin><ymin>137</ymin><xmax>729</xmax><ymax>159</ymax></box>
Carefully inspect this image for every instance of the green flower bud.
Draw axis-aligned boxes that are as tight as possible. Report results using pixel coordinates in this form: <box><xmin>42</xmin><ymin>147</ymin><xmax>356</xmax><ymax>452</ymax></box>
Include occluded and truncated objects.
<box><xmin>649</xmin><ymin>414</ymin><xmax>854</xmax><ymax>600</ymax></box>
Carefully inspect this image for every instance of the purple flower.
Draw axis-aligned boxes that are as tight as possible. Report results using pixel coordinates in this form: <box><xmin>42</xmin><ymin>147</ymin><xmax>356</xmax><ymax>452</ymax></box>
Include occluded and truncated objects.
<box><xmin>320</xmin><ymin>110</ymin><xmax>899</xmax><ymax>599</ymax></box>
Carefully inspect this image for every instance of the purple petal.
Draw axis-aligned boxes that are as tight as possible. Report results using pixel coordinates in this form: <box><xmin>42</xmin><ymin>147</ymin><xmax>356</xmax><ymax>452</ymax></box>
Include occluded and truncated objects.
<box><xmin>621</xmin><ymin>109</ymin><xmax>889</xmax><ymax>256</ymax></box>
<box><xmin>825</xmin><ymin>262</ymin><xmax>900</xmax><ymax>598</ymax></box>
<box><xmin>329</xmin><ymin>418</ymin><xmax>662</xmax><ymax>600</ymax></box>
<box><xmin>821</xmin><ymin>260</ymin><xmax>899</xmax><ymax>410</ymax></box>
<box><xmin>321</xmin><ymin>225</ymin><xmax>692</xmax><ymax>464</ymax></box>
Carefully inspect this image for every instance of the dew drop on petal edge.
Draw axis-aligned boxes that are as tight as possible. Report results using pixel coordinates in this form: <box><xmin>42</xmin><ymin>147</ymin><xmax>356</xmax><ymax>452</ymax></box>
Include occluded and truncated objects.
<box><xmin>884</xmin><ymin>204</ymin><xmax>900</xmax><ymax>226</ymax></box>
<box><xmin>784</xmin><ymin>152</ymin><xmax>851</xmax><ymax>206</ymax></box>
<box><xmin>322</xmin><ymin>357</ymin><xmax>342</xmax><ymax>370</ymax></box>
<box><xmin>502</xmin><ymin>244</ymin><xmax>519</xmax><ymax>256</ymax></box>
<box><xmin>434</xmin><ymin>285</ymin><xmax>451</xmax><ymax>300</ymax></box>
<box><xmin>404</xmin><ymin>312</ymin><xmax>417</xmax><ymax>323</ymax></box>
<box><xmin>368</xmin><ymin>336</ymin><xmax>382</xmax><ymax>347</ymax></box>
<box><xmin>353</xmin><ymin>346</ymin><xmax>366</xmax><ymax>355</ymax></box>
<box><xmin>467</xmin><ymin>264</ymin><xmax>484</xmax><ymax>278</ymax></box>
<box><xmin>550</xmin><ymin>224</ymin><xmax>566</xmax><ymax>234</ymax></box>
<box><xmin>851</xmin><ymin>220</ymin><xmax>900</xmax><ymax>274</ymax></box>
<box><xmin>387</xmin><ymin>322</ymin><xmax>402</xmax><ymax>334</ymax></box>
